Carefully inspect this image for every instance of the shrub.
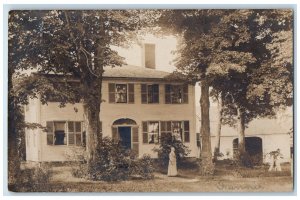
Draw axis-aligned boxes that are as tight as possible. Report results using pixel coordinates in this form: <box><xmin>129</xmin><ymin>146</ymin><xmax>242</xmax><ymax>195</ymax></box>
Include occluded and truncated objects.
<box><xmin>14</xmin><ymin>164</ymin><xmax>53</xmax><ymax>192</ymax></box>
<box><xmin>87</xmin><ymin>137</ymin><xmax>131</xmax><ymax>181</ymax></box>
<box><xmin>130</xmin><ymin>155</ymin><xmax>154</xmax><ymax>179</ymax></box>
<box><xmin>153</xmin><ymin>134</ymin><xmax>191</xmax><ymax>169</ymax></box>
<box><xmin>64</xmin><ymin>148</ymin><xmax>88</xmax><ymax>178</ymax></box>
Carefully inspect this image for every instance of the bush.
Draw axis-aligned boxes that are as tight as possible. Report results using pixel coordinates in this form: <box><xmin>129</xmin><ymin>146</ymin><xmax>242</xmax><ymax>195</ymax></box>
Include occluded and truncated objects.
<box><xmin>130</xmin><ymin>155</ymin><xmax>154</xmax><ymax>179</ymax></box>
<box><xmin>64</xmin><ymin>148</ymin><xmax>88</xmax><ymax>178</ymax></box>
<box><xmin>234</xmin><ymin>151</ymin><xmax>263</xmax><ymax>168</ymax></box>
<box><xmin>153</xmin><ymin>134</ymin><xmax>191</xmax><ymax>169</ymax></box>
<box><xmin>87</xmin><ymin>137</ymin><xmax>154</xmax><ymax>181</ymax></box>
<box><xmin>12</xmin><ymin>164</ymin><xmax>53</xmax><ymax>192</ymax></box>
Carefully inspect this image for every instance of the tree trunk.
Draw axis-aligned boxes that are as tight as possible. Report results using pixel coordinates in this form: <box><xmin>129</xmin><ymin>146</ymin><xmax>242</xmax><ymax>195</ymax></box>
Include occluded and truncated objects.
<box><xmin>199</xmin><ymin>80</ymin><xmax>214</xmax><ymax>175</ymax></box>
<box><xmin>214</xmin><ymin>94</ymin><xmax>222</xmax><ymax>161</ymax></box>
<box><xmin>237</xmin><ymin>107</ymin><xmax>246</xmax><ymax>154</ymax></box>
<box><xmin>8</xmin><ymin>67</ymin><xmax>21</xmax><ymax>188</ymax></box>
<box><xmin>84</xmin><ymin>44</ymin><xmax>104</xmax><ymax>164</ymax></box>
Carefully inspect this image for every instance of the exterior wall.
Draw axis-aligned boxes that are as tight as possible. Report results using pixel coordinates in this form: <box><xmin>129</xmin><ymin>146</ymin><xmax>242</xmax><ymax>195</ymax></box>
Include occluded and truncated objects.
<box><xmin>26</xmin><ymin>80</ymin><xmax>197</xmax><ymax>162</ymax></box>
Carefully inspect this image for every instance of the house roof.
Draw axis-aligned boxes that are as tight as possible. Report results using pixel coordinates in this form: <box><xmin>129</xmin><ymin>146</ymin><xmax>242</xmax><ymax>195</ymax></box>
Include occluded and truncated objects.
<box><xmin>103</xmin><ymin>65</ymin><xmax>171</xmax><ymax>80</ymax></box>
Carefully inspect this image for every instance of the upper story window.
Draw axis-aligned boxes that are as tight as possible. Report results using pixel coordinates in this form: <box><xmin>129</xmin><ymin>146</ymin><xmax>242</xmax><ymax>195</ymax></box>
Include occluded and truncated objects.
<box><xmin>141</xmin><ymin>84</ymin><xmax>159</xmax><ymax>104</ymax></box>
<box><xmin>109</xmin><ymin>83</ymin><xmax>134</xmax><ymax>104</ymax></box>
<box><xmin>165</xmin><ymin>84</ymin><xmax>188</xmax><ymax>104</ymax></box>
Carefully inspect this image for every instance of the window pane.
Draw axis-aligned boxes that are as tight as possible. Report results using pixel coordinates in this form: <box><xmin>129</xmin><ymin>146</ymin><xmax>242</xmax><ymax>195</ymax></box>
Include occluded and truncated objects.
<box><xmin>68</xmin><ymin>122</ymin><xmax>74</xmax><ymax>132</ymax></box>
<box><xmin>75</xmin><ymin>133</ymin><xmax>81</xmax><ymax>146</ymax></box>
<box><xmin>55</xmin><ymin>122</ymin><xmax>65</xmax><ymax>131</ymax></box>
<box><xmin>172</xmin><ymin>121</ymin><xmax>183</xmax><ymax>141</ymax></box>
<box><xmin>55</xmin><ymin>131</ymin><xmax>66</xmax><ymax>145</ymax></box>
<box><xmin>171</xmin><ymin>86</ymin><xmax>183</xmax><ymax>104</ymax></box>
<box><xmin>115</xmin><ymin>84</ymin><xmax>127</xmax><ymax>103</ymax></box>
<box><xmin>75</xmin><ymin>122</ymin><xmax>81</xmax><ymax>132</ymax></box>
<box><xmin>148</xmin><ymin>121</ymin><xmax>159</xmax><ymax>144</ymax></box>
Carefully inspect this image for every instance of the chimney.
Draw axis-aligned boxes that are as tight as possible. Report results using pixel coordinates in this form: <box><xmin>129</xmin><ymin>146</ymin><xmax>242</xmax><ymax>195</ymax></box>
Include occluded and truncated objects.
<box><xmin>142</xmin><ymin>43</ymin><xmax>156</xmax><ymax>69</ymax></box>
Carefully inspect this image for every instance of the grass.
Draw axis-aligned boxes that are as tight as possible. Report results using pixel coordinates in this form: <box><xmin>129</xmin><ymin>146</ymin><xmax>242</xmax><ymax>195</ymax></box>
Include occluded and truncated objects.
<box><xmin>11</xmin><ymin>159</ymin><xmax>294</xmax><ymax>193</ymax></box>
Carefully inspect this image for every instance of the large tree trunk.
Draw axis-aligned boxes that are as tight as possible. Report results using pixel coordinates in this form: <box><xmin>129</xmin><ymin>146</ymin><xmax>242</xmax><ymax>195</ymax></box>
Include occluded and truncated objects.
<box><xmin>8</xmin><ymin>67</ymin><xmax>21</xmax><ymax>189</ymax></box>
<box><xmin>199</xmin><ymin>80</ymin><xmax>214</xmax><ymax>175</ymax></box>
<box><xmin>237</xmin><ymin>107</ymin><xmax>246</xmax><ymax>154</ymax></box>
<box><xmin>84</xmin><ymin>44</ymin><xmax>104</xmax><ymax>164</ymax></box>
<box><xmin>214</xmin><ymin>94</ymin><xmax>222</xmax><ymax>161</ymax></box>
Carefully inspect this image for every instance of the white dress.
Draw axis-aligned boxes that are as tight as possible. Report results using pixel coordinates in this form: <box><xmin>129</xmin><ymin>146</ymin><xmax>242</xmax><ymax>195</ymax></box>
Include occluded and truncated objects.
<box><xmin>168</xmin><ymin>151</ymin><xmax>178</xmax><ymax>176</ymax></box>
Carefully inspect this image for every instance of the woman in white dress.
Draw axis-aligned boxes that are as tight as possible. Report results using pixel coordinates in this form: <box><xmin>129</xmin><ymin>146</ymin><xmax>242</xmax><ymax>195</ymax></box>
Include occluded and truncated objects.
<box><xmin>168</xmin><ymin>147</ymin><xmax>178</xmax><ymax>176</ymax></box>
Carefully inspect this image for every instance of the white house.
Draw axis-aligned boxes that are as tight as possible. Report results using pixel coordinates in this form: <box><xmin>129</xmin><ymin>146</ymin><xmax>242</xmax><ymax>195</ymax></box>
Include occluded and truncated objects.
<box><xmin>24</xmin><ymin>43</ymin><xmax>198</xmax><ymax>162</ymax></box>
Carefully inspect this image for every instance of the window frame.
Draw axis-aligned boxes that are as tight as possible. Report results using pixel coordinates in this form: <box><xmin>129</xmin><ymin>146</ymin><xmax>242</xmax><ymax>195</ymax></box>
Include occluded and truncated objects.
<box><xmin>142</xmin><ymin>120</ymin><xmax>190</xmax><ymax>144</ymax></box>
<box><xmin>141</xmin><ymin>84</ymin><xmax>160</xmax><ymax>104</ymax></box>
<box><xmin>46</xmin><ymin>120</ymin><xmax>84</xmax><ymax>146</ymax></box>
<box><xmin>109</xmin><ymin>83</ymin><xmax>135</xmax><ymax>104</ymax></box>
<box><xmin>165</xmin><ymin>84</ymin><xmax>188</xmax><ymax>104</ymax></box>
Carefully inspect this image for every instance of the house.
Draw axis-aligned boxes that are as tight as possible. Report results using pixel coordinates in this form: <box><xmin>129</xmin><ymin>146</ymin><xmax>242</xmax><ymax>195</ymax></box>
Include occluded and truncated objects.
<box><xmin>24</xmin><ymin>44</ymin><xmax>198</xmax><ymax>162</ymax></box>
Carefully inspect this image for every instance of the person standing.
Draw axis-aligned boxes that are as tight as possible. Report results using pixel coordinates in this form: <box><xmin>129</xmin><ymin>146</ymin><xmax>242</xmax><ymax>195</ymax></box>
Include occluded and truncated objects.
<box><xmin>168</xmin><ymin>147</ymin><xmax>178</xmax><ymax>176</ymax></box>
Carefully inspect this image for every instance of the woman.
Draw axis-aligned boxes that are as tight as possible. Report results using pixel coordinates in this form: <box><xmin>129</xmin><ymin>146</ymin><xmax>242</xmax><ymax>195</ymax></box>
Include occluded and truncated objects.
<box><xmin>168</xmin><ymin>147</ymin><xmax>178</xmax><ymax>176</ymax></box>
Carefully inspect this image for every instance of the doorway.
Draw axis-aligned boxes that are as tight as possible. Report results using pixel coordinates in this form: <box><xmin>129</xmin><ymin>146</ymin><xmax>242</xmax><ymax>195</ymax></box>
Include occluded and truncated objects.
<box><xmin>118</xmin><ymin>127</ymin><xmax>131</xmax><ymax>150</ymax></box>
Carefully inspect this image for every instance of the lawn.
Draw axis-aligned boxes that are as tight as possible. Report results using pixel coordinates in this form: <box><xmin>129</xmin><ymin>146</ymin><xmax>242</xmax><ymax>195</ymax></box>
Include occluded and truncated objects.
<box><xmin>10</xmin><ymin>160</ymin><xmax>294</xmax><ymax>193</ymax></box>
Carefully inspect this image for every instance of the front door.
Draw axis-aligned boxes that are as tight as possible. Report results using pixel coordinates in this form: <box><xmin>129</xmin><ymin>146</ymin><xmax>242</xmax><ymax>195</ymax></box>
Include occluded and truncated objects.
<box><xmin>118</xmin><ymin>127</ymin><xmax>131</xmax><ymax>150</ymax></box>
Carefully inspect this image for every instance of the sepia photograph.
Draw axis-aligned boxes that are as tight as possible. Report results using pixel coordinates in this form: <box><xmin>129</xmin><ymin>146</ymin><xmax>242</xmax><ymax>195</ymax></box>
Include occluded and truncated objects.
<box><xmin>6</xmin><ymin>6</ymin><xmax>294</xmax><ymax>193</ymax></box>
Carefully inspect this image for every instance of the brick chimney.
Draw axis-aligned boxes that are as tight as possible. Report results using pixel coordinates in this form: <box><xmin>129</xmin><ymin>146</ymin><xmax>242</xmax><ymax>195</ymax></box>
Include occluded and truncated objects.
<box><xmin>142</xmin><ymin>43</ymin><xmax>156</xmax><ymax>69</ymax></box>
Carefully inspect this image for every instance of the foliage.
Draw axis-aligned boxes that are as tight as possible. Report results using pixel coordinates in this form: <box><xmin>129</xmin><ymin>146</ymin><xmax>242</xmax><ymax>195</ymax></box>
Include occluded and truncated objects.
<box><xmin>87</xmin><ymin>137</ymin><xmax>154</xmax><ymax>181</ymax></box>
<box><xmin>153</xmin><ymin>133</ymin><xmax>191</xmax><ymax>168</ymax></box>
<box><xmin>130</xmin><ymin>154</ymin><xmax>155</xmax><ymax>180</ymax></box>
<box><xmin>9</xmin><ymin>165</ymin><xmax>53</xmax><ymax>192</ymax></box>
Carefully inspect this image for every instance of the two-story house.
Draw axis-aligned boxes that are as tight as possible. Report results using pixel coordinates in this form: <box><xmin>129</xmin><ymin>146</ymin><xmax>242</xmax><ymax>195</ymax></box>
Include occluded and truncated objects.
<box><xmin>24</xmin><ymin>44</ymin><xmax>197</xmax><ymax>162</ymax></box>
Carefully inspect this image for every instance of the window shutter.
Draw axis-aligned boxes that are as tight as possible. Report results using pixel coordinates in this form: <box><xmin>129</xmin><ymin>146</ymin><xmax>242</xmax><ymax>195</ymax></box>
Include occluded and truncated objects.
<box><xmin>141</xmin><ymin>84</ymin><xmax>147</xmax><ymax>103</ymax></box>
<box><xmin>153</xmin><ymin>84</ymin><xmax>159</xmax><ymax>103</ymax></box>
<box><xmin>165</xmin><ymin>84</ymin><xmax>171</xmax><ymax>104</ymax></box>
<box><xmin>68</xmin><ymin>122</ymin><xmax>75</xmax><ymax>145</ymax></box>
<box><xmin>128</xmin><ymin>83</ymin><xmax>134</xmax><ymax>103</ymax></box>
<box><xmin>142</xmin><ymin>121</ymin><xmax>148</xmax><ymax>143</ymax></box>
<box><xmin>184</xmin><ymin>121</ymin><xmax>190</xmax><ymax>143</ymax></box>
<box><xmin>132</xmin><ymin>126</ymin><xmax>139</xmax><ymax>156</ymax></box>
<box><xmin>108</xmin><ymin>83</ymin><xmax>115</xmax><ymax>103</ymax></box>
<box><xmin>112</xmin><ymin>127</ymin><xmax>119</xmax><ymax>141</ymax></box>
<box><xmin>183</xmin><ymin>84</ymin><xmax>188</xmax><ymax>103</ymax></box>
<box><xmin>46</xmin><ymin>121</ymin><xmax>54</xmax><ymax>145</ymax></box>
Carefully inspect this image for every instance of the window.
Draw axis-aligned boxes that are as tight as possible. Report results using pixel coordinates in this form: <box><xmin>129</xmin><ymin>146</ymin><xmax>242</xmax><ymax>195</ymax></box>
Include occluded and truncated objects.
<box><xmin>142</xmin><ymin>120</ymin><xmax>190</xmax><ymax>144</ymax></box>
<box><xmin>165</xmin><ymin>84</ymin><xmax>188</xmax><ymax>104</ymax></box>
<box><xmin>141</xmin><ymin>84</ymin><xmax>159</xmax><ymax>103</ymax></box>
<box><xmin>142</xmin><ymin>121</ymin><xmax>159</xmax><ymax>144</ymax></box>
<box><xmin>68</xmin><ymin>121</ymin><xmax>82</xmax><ymax>146</ymax></box>
<box><xmin>109</xmin><ymin>83</ymin><xmax>134</xmax><ymax>103</ymax></box>
<box><xmin>46</xmin><ymin>121</ymin><xmax>83</xmax><ymax>146</ymax></box>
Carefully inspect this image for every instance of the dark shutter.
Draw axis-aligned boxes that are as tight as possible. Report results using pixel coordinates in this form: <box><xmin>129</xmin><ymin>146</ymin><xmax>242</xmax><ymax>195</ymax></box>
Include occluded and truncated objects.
<box><xmin>108</xmin><ymin>83</ymin><xmax>115</xmax><ymax>103</ymax></box>
<box><xmin>128</xmin><ymin>83</ymin><xmax>134</xmax><ymax>103</ymax></box>
<box><xmin>153</xmin><ymin>84</ymin><xmax>159</xmax><ymax>103</ymax></box>
<box><xmin>46</xmin><ymin>121</ymin><xmax>54</xmax><ymax>145</ymax></box>
<box><xmin>165</xmin><ymin>84</ymin><xmax>171</xmax><ymax>104</ymax></box>
<box><xmin>184</xmin><ymin>121</ymin><xmax>190</xmax><ymax>142</ymax></box>
<box><xmin>112</xmin><ymin>127</ymin><xmax>119</xmax><ymax>141</ymax></box>
<box><xmin>132</xmin><ymin>126</ymin><xmax>139</xmax><ymax>156</ymax></box>
<box><xmin>183</xmin><ymin>84</ymin><xmax>188</xmax><ymax>103</ymax></box>
<box><xmin>142</xmin><ymin>121</ymin><xmax>148</xmax><ymax>143</ymax></box>
<box><xmin>141</xmin><ymin>84</ymin><xmax>147</xmax><ymax>103</ymax></box>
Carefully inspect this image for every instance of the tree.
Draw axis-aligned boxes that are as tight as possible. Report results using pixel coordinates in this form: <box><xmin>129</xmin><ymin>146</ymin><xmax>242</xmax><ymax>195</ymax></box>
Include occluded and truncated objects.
<box><xmin>158</xmin><ymin>10</ymin><xmax>257</xmax><ymax>174</ymax></box>
<box><xmin>8</xmin><ymin>10</ymin><xmax>152</xmax><ymax>179</ymax></box>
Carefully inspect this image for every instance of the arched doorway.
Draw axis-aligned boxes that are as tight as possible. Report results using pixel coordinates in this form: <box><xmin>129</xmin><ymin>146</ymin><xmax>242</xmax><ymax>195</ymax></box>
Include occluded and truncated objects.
<box><xmin>233</xmin><ymin>137</ymin><xmax>263</xmax><ymax>164</ymax></box>
<box><xmin>112</xmin><ymin>118</ymin><xmax>139</xmax><ymax>154</ymax></box>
